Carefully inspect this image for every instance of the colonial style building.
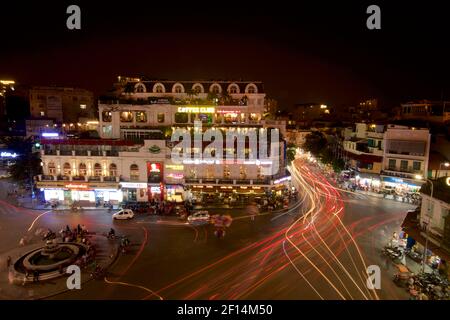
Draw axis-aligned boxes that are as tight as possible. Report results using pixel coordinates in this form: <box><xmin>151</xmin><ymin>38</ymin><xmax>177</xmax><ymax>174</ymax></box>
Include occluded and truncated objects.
<box><xmin>36</xmin><ymin>77</ymin><xmax>289</xmax><ymax>205</ymax></box>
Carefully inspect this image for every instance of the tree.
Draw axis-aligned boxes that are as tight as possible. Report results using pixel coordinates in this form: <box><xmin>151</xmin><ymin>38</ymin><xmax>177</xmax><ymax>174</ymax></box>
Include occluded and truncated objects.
<box><xmin>303</xmin><ymin>131</ymin><xmax>327</xmax><ymax>157</ymax></box>
<box><xmin>0</xmin><ymin>136</ymin><xmax>42</xmax><ymax>185</ymax></box>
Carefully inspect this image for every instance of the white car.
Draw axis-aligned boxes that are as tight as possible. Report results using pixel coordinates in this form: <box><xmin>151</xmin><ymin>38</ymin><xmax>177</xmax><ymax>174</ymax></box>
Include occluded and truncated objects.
<box><xmin>187</xmin><ymin>211</ymin><xmax>210</xmax><ymax>225</ymax></box>
<box><xmin>112</xmin><ymin>209</ymin><xmax>135</xmax><ymax>220</ymax></box>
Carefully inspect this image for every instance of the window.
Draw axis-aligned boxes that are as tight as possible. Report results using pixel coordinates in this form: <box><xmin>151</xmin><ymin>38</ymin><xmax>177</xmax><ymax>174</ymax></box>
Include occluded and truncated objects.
<box><xmin>80</xmin><ymin>104</ymin><xmax>87</xmax><ymax>109</ymax></box>
<box><xmin>130</xmin><ymin>164</ymin><xmax>139</xmax><ymax>181</ymax></box>
<box><xmin>245</xmin><ymin>83</ymin><xmax>258</xmax><ymax>94</ymax></box>
<box><xmin>40</xmin><ymin>111</ymin><xmax>45</xmax><ymax>116</ymax></box>
<box><xmin>153</xmin><ymin>83</ymin><xmax>165</xmax><ymax>93</ymax></box>
<box><xmin>228</xmin><ymin>84</ymin><xmax>239</xmax><ymax>94</ymax></box>
<box><xmin>239</xmin><ymin>165</ymin><xmax>247</xmax><ymax>179</ymax></box>
<box><xmin>48</xmin><ymin>162</ymin><xmax>56</xmax><ymax>175</ymax></box>
<box><xmin>388</xmin><ymin>159</ymin><xmax>396</xmax><ymax>170</ymax></box>
<box><xmin>175</xmin><ymin>112</ymin><xmax>188</xmax><ymax>123</ymax></box>
<box><xmin>102</xmin><ymin>125</ymin><xmax>112</xmax><ymax>136</ymax></box>
<box><xmin>102</xmin><ymin>111</ymin><xmax>112</xmax><ymax>122</ymax></box>
<box><xmin>192</xmin><ymin>83</ymin><xmax>204</xmax><ymax>94</ymax></box>
<box><xmin>94</xmin><ymin>163</ymin><xmax>102</xmax><ymax>177</ymax></box>
<box><xmin>135</xmin><ymin>83</ymin><xmax>146</xmax><ymax>93</ymax></box>
<box><xmin>210</xmin><ymin>83</ymin><xmax>222</xmax><ymax>94</ymax></box>
<box><xmin>173</xmin><ymin>83</ymin><xmax>184</xmax><ymax>93</ymax></box>
<box><xmin>223</xmin><ymin>165</ymin><xmax>231</xmax><ymax>178</ymax></box>
<box><xmin>135</xmin><ymin>111</ymin><xmax>147</xmax><ymax>123</ymax></box>
<box><xmin>79</xmin><ymin>163</ymin><xmax>87</xmax><ymax>176</ymax></box>
<box><xmin>157</xmin><ymin>113</ymin><xmax>165</xmax><ymax>123</ymax></box>
<box><xmin>400</xmin><ymin>160</ymin><xmax>408</xmax><ymax>171</ymax></box>
<box><xmin>413</xmin><ymin>161</ymin><xmax>421</xmax><ymax>171</ymax></box>
<box><xmin>109</xmin><ymin>163</ymin><xmax>117</xmax><ymax>177</ymax></box>
<box><xmin>120</xmin><ymin>111</ymin><xmax>133</xmax><ymax>122</ymax></box>
<box><xmin>63</xmin><ymin>163</ymin><xmax>71</xmax><ymax>176</ymax></box>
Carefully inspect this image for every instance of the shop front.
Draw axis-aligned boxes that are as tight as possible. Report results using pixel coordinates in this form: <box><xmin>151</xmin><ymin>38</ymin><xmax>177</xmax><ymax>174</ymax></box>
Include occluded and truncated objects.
<box><xmin>381</xmin><ymin>176</ymin><xmax>422</xmax><ymax>194</ymax></box>
<box><xmin>37</xmin><ymin>181</ymin><xmax>121</xmax><ymax>205</ymax></box>
<box><xmin>120</xmin><ymin>182</ymin><xmax>148</xmax><ymax>203</ymax></box>
<box><xmin>165</xmin><ymin>184</ymin><xmax>184</xmax><ymax>202</ymax></box>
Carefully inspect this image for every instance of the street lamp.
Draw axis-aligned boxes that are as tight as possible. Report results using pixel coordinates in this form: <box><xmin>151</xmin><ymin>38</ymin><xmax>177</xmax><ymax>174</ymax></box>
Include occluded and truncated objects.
<box><xmin>421</xmin><ymin>178</ymin><xmax>434</xmax><ymax>273</ymax></box>
<box><xmin>435</xmin><ymin>162</ymin><xmax>450</xmax><ymax>179</ymax></box>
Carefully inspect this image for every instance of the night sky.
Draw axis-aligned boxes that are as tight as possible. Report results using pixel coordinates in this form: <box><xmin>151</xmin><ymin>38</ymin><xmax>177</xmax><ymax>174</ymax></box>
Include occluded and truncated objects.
<box><xmin>1</xmin><ymin>1</ymin><xmax>450</xmax><ymax>110</ymax></box>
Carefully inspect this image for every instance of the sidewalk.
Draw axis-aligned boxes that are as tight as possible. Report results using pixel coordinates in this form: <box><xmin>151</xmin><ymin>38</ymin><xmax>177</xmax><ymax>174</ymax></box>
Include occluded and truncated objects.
<box><xmin>0</xmin><ymin>234</ymin><xmax>119</xmax><ymax>300</ymax></box>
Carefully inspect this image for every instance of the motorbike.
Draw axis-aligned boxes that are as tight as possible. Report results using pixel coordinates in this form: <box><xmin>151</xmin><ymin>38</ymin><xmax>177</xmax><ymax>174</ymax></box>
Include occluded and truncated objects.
<box><xmin>43</xmin><ymin>230</ymin><xmax>56</xmax><ymax>241</ymax></box>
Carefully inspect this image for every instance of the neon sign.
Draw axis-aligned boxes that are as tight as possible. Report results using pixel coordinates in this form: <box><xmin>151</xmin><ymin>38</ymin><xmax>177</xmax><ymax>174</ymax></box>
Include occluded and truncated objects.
<box><xmin>0</xmin><ymin>152</ymin><xmax>18</xmax><ymax>158</ymax></box>
<box><xmin>177</xmin><ymin>106</ymin><xmax>215</xmax><ymax>113</ymax></box>
<box><xmin>64</xmin><ymin>183</ymin><xmax>88</xmax><ymax>189</ymax></box>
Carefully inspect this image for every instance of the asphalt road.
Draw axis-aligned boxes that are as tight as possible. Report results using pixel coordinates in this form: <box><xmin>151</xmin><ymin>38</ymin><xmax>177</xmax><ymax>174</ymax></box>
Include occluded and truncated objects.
<box><xmin>0</xmin><ymin>162</ymin><xmax>414</xmax><ymax>300</ymax></box>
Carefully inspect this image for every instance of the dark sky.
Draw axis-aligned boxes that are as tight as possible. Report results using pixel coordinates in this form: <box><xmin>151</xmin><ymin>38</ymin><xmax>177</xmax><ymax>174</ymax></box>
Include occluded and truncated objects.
<box><xmin>1</xmin><ymin>1</ymin><xmax>450</xmax><ymax>110</ymax></box>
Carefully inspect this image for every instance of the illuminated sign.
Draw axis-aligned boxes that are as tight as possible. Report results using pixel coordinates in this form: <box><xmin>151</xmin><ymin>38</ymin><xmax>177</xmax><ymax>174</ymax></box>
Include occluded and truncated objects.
<box><xmin>42</xmin><ymin>132</ymin><xmax>59</xmax><ymax>137</ymax></box>
<box><xmin>216</xmin><ymin>110</ymin><xmax>241</xmax><ymax>114</ymax></box>
<box><xmin>177</xmin><ymin>106</ymin><xmax>215</xmax><ymax>113</ymax></box>
<box><xmin>274</xmin><ymin>176</ymin><xmax>292</xmax><ymax>184</ymax></box>
<box><xmin>147</xmin><ymin>162</ymin><xmax>162</xmax><ymax>183</ymax></box>
<box><xmin>165</xmin><ymin>164</ymin><xmax>184</xmax><ymax>170</ymax></box>
<box><xmin>0</xmin><ymin>152</ymin><xmax>18</xmax><ymax>158</ymax></box>
<box><xmin>446</xmin><ymin>177</ymin><xmax>450</xmax><ymax>186</ymax></box>
<box><xmin>64</xmin><ymin>183</ymin><xmax>88</xmax><ymax>189</ymax></box>
<box><xmin>167</xmin><ymin>173</ymin><xmax>184</xmax><ymax>180</ymax></box>
<box><xmin>120</xmin><ymin>182</ymin><xmax>148</xmax><ymax>189</ymax></box>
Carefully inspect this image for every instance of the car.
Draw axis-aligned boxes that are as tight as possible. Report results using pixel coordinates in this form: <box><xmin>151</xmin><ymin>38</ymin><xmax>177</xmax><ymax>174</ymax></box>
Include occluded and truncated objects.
<box><xmin>187</xmin><ymin>211</ymin><xmax>210</xmax><ymax>225</ymax></box>
<box><xmin>112</xmin><ymin>209</ymin><xmax>135</xmax><ymax>220</ymax></box>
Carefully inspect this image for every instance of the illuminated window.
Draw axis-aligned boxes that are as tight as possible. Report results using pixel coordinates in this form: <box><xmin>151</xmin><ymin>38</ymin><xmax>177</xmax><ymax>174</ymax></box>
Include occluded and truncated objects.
<box><xmin>80</xmin><ymin>104</ymin><xmax>87</xmax><ymax>109</ymax></box>
<box><xmin>135</xmin><ymin>111</ymin><xmax>147</xmax><ymax>123</ymax></box>
<box><xmin>63</xmin><ymin>162</ymin><xmax>71</xmax><ymax>176</ymax></box>
<box><xmin>48</xmin><ymin>162</ymin><xmax>56</xmax><ymax>175</ymax></box>
<box><xmin>157</xmin><ymin>113</ymin><xmax>165</xmax><ymax>123</ymax></box>
<box><xmin>79</xmin><ymin>163</ymin><xmax>87</xmax><ymax>176</ymax></box>
<box><xmin>102</xmin><ymin>111</ymin><xmax>112</xmax><ymax>122</ymax></box>
<box><xmin>130</xmin><ymin>164</ymin><xmax>139</xmax><ymax>181</ymax></box>
<box><xmin>109</xmin><ymin>163</ymin><xmax>117</xmax><ymax>177</ymax></box>
<box><xmin>40</xmin><ymin>111</ymin><xmax>45</xmax><ymax>116</ymax></box>
<box><xmin>94</xmin><ymin>163</ymin><xmax>102</xmax><ymax>176</ymax></box>
<box><xmin>120</xmin><ymin>111</ymin><xmax>133</xmax><ymax>122</ymax></box>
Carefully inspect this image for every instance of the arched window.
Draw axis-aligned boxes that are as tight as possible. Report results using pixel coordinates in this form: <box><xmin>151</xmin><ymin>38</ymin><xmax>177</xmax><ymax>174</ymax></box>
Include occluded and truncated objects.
<box><xmin>245</xmin><ymin>83</ymin><xmax>258</xmax><ymax>94</ymax></box>
<box><xmin>48</xmin><ymin>162</ymin><xmax>56</xmax><ymax>175</ymax></box>
<box><xmin>130</xmin><ymin>164</ymin><xmax>139</xmax><ymax>181</ymax></box>
<box><xmin>209</xmin><ymin>83</ymin><xmax>222</xmax><ymax>94</ymax></box>
<box><xmin>192</xmin><ymin>83</ymin><xmax>204</xmax><ymax>94</ymax></box>
<box><xmin>134</xmin><ymin>82</ymin><xmax>146</xmax><ymax>93</ymax></box>
<box><xmin>94</xmin><ymin>163</ymin><xmax>102</xmax><ymax>177</ymax></box>
<box><xmin>79</xmin><ymin>163</ymin><xmax>87</xmax><ymax>176</ymax></box>
<box><xmin>109</xmin><ymin>163</ymin><xmax>117</xmax><ymax>177</ymax></box>
<box><xmin>63</xmin><ymin>163</ymin><xmax>71</xmax><ymax>176</ymax></box>
<box><xmin>172</xmin><ymin>83</ymin><xmax>185</xmax><ymax>93</ymax></box>
<box><xmin>227</xmin><ymin>83</ymin><xmax>239</xmax><ymax>94</ymax></box>
<box><xmin>153</xmin><ymin>83</ymin><xmax>166</xmax><ymax>93</ymax></box>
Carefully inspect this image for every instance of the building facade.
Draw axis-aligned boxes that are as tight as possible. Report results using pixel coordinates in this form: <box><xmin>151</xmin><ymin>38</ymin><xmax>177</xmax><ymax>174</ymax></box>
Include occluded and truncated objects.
<box><xmin>29</xmin><ymin>86</ymin><xmax>95</xmax><ymax>123</ymax></box>
<box><xmin>37</xmin><ymin>77</ymin><xmax>289</xmax><ymax>205</ymax></box>
<box><xmin>381</xmin><ymin>125</ymin><xmax>431</xmax><ymax>192</ymax></box>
